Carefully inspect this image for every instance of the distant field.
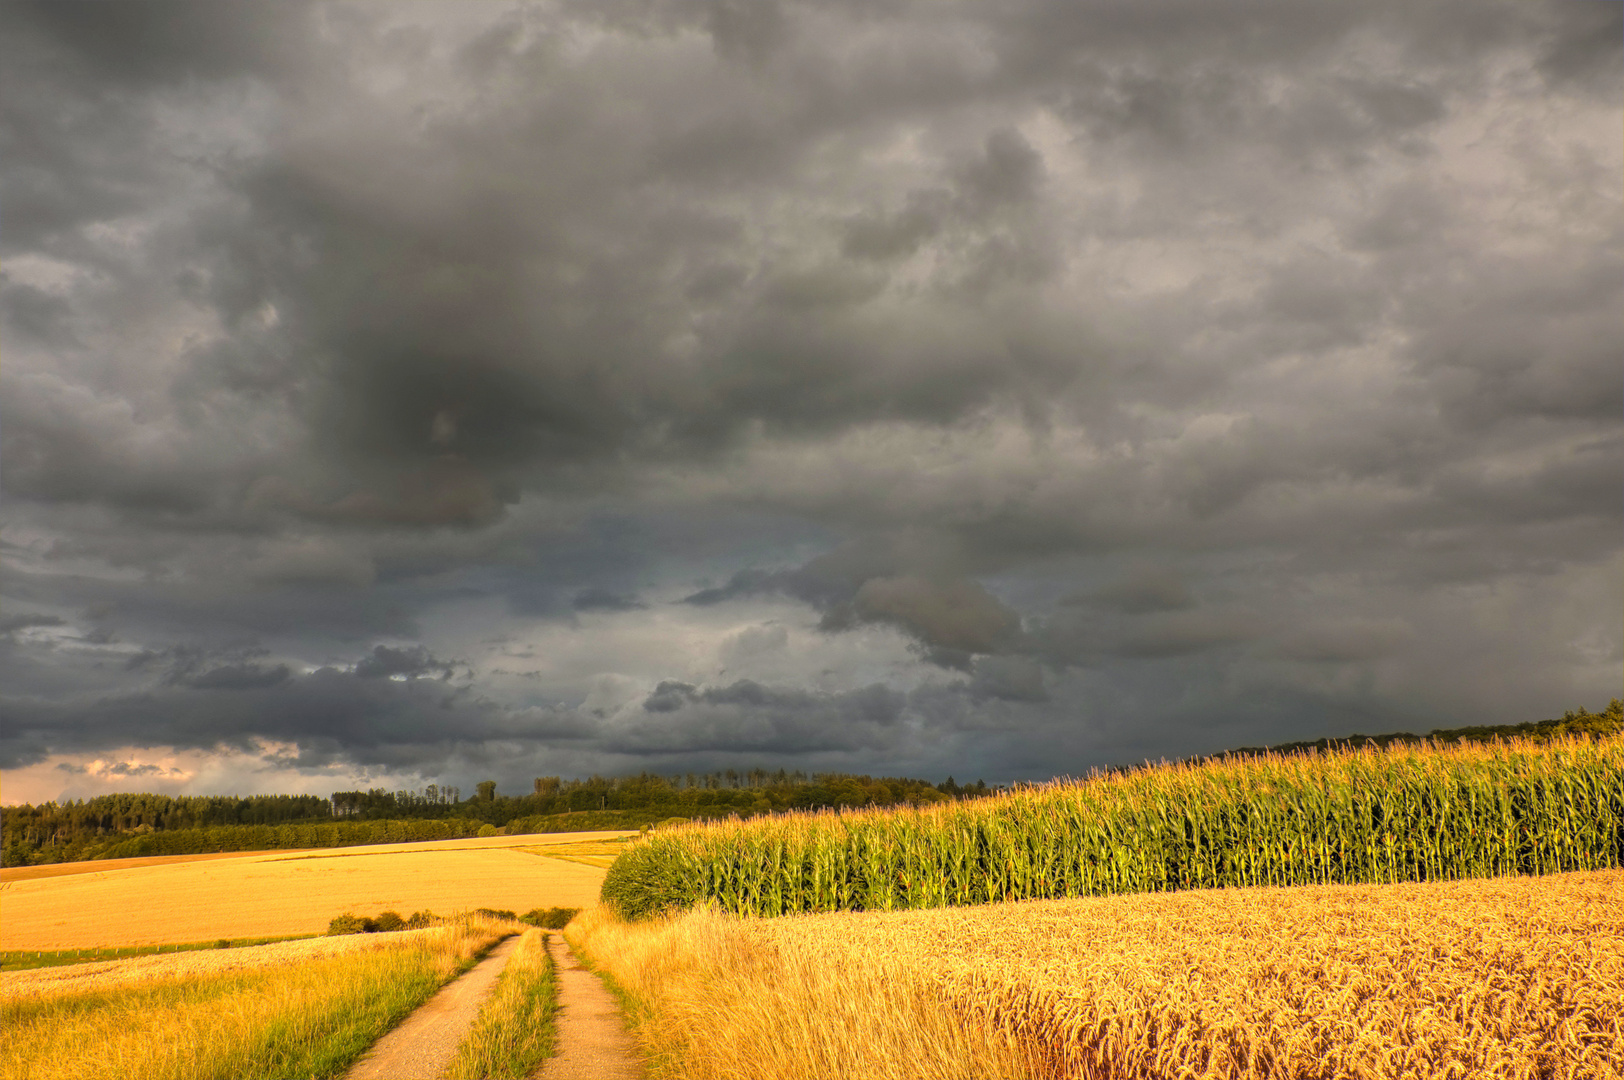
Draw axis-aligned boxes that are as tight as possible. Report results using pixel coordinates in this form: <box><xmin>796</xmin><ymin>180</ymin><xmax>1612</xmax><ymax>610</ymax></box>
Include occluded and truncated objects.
<box><xmin>518</xmin><ymin>838</ymin><xmax>632</xmax><ymax>869</ymax></box>
<box><xmin>0</xmin><ymin>831</ymin><xmax>632</xmax><ymax>950</ymax></box>
<box><xmin>0</xmin><ymin>849</ymin><xmax>283</xmax><ymax>883</ymax></box>
<box><xmin>571</xmin><ymin>868</ymin><xmax>1624</xmax><ymax>1080</ymax></box>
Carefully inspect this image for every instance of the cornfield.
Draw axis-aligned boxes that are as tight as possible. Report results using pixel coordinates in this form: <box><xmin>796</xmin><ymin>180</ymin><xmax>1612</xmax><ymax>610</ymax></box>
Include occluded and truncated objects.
<box><xmin>601</xmin><ymin>735</ymin><xmax>1624</xmax><ymax>919</ymax></box>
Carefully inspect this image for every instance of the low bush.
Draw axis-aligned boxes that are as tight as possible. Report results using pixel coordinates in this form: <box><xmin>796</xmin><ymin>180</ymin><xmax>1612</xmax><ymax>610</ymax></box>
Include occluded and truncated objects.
<box><xmin>474</xmin><ymin>908</ymin><xmax>517</xmax><ymax>921</ymax></box>
<box><xmin>327</xmin><ymin>913</ymin><xmax>370</xmax><ymax>936</ymax></box>
<box><xmin>373</xmin><ymin>911</ymin><xmax>405</xmax><ymax>932</ymax></box>
<box><xmin>406</xmin><ymin>910</ymin><xmax>438</xmax><ymax>929</ymax></box>
<box><xmin>520</xmin><ymin>907</ymin><xmax>581</xmax><ymax>930</ymax></box>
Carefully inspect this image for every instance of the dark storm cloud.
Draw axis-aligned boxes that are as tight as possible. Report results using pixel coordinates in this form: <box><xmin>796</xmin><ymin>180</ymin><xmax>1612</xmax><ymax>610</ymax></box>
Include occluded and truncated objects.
<box><xmin>620</xmin><ymin>679</ymin><xmax>908</xmax><ymax>754</ymax></box>
<box><xmin>353</xmin><ymin>644</ymin><xmax>457</xmax><ymax>681</ymax></box>
<box><xmin>0</xmin><ymin>613</ymin><xmax>65</xmax><ymax>636</ymax></box>
<box><xmin>572</xmin><ymin>588</ymin><xmax>646</xmax><ymax>613</ymax></box>
<box><xmin>0</xmin><ymin>667</ymin><xmax>500</xmax><ymax>771</ymax></box>
<box><xmin>1070</xmin><ymin>564</ymin><xmax>1195</xmax><ymax>615</ymax></box>
<box><xmin>1</xmin><ymin>0</ymin><xmax>1618</xmax><ymax>792</ymax></box>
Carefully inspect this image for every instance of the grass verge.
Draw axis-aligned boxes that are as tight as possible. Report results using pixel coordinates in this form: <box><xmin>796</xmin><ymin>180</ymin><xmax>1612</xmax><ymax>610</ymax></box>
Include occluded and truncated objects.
<box><xmin>445</xmin><ymin>927</ymin><xmax>559</xmax><ymax>1079</ymax></box>
<box><xmin>1</xmin><ymin>914</ymin><xmax>515</xmax><ymax>1080</ymax></box>
<box><xmin>564</xmin><ymin>904</ymin><xmax>1027</xmax><ymax>1080</ymax></box>
<box><xmin>567</xmin><ymin>870</ymin><xmax>1624</xmax><ymax>1080</ymax></box>
<box><xmin>1</xmin><ymin>935</ymin><xmax>319</xmax><ymax>972</ymax></box>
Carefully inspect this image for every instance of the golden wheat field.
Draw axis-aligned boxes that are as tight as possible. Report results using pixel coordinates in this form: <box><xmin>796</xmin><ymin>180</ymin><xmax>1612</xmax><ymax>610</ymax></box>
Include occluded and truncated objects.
<box><xmin>2</xmin><ymin>914</ymin><xmax>521</xmax><ymax>1080</ymax></box>
<box><xmin>0</xmin><ymin>831</ymin><xmax>630</xmax><ymax>950</ymax></box>
<box><xmin>570</xmin><ymin>868</ymin><xmax>1624</xmax><ymax>1080</ymax></box>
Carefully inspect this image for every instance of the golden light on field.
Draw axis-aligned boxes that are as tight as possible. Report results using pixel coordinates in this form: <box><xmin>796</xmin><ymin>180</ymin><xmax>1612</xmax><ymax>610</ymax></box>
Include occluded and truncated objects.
<box><xmin>0</xmin><ymin>832</ymin><xmax>630</xmax><ymax>950</ymax></box>
<box><xmin>571</xmin><ymin>868</ymin><xmax>1624</xmax><ymax>1080</ymax></box>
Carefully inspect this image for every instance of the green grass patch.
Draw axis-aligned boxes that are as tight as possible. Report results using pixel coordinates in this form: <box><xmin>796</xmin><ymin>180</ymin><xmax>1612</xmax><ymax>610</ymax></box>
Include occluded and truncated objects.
<box><xmin>1</xmin><ymin>939</ymin><xmax>448</xmax><ymax>1080</ymax></box>
<box><xmin>447</xmin><ymin>929</ymin><xmax>560</xmax><ymax>1079</ymax></box>
<box><xmin>0</xmin><ymin>934</ymin><xmax>318</xmax><ymax>972</ymax></box>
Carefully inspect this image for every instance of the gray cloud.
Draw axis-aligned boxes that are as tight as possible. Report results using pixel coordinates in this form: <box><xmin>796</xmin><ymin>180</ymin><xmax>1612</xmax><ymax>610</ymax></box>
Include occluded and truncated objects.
<box><xmin>353</xmin><ymin>645</ymin><xmax>457</xmax><ymax>681</ymax></box>
<box><xmin>1071</xmin><ymin>564</ymin><xmax>1195</xmax><ymax>615</ymax></box>
<box><xmin>1</xmin><ymin>0</ymin><xmax>1618</xmax><ymax>797</ymax></box>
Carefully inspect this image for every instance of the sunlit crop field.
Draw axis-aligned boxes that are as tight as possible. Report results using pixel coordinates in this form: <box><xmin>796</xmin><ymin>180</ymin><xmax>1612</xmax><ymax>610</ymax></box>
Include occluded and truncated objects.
<box><xmin>0</xmin><ymin>831</ymin><xmax>631</xmax><ymax>950</ymax></box>
<box><xmin>571</xmin><ymin>869</ymin><xmax>1624</xmax><ymax>1080</ymax></box>
<box><xmin>604</xmin><ymin>735</ymin><xmax>1624</xmax><ymax>919</ymax></box>
<box><xmin>2</xmin><ymin>915</ymin><xmax>518</xmax><ymax>1080</ymax></box>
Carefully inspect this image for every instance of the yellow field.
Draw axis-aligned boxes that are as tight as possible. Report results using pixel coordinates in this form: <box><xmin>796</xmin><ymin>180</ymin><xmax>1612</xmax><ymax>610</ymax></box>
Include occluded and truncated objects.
<box><xmin>519</xmin><ymin>837</ymin><xmax>636</xmax><ymax>869</ymax></box>
<box><xmin>3</xmin><ymin>914</ymin><xmax>519</xmax><ymax>1080</ymax></box>
<box><xmin>0</xmin><ymin>831</ymin><xmax>630</xmax><ymax>950</ymax></box>
<box><xmin>569</xmin><ymin>868</ymin><xmax>1624</xmax><ymax>1080</ymax></box>
<box><xmin>0</xmin><ymin>849</ymin><xmax>276</xmax><ymax>883</ymax></box>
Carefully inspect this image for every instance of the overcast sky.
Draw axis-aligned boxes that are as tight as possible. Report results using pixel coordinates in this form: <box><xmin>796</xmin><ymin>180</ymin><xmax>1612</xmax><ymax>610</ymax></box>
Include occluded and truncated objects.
<box><xmin>2</xmin><ymin>0</ymin><xmax>1619</xmax><ymax>805</ymax></box>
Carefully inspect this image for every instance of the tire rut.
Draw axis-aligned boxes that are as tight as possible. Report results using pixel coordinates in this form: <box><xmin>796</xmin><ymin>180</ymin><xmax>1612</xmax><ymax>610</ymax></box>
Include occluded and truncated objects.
<box><xmin>345</xmin><ymin>934</ymin><xmax>520</xmax><ymax>1080</ymax></box>
<box><xmin>531</xmin><ymin>933</ymin><xmax>642</xmax><ymax>1080</ymax></box>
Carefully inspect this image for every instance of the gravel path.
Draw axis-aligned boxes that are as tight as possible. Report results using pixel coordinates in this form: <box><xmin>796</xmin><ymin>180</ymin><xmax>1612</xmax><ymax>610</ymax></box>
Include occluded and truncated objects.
<box><xmin>344</xmin><ymin>934</ymin><xmax>520</xmax><ymax>1080</ymax></box>
<box><xmin>534</xmin><ymin>934</ymin><xmax>643</xmax><ymax>1080</ymax></box>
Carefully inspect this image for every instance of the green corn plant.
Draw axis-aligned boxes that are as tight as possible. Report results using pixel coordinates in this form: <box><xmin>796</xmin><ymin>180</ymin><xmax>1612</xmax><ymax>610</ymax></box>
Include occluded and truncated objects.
<box><xmin>597</xmin><ymin>734</ymin><xmax>1624</xmax><ymax>920</ymax></box>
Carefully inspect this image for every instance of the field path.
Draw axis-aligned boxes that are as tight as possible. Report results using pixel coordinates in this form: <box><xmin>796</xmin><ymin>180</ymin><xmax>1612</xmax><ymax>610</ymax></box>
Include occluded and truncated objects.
<box><xmin>533</xmin><ymin>933</ymin><xmax>643</xmax><ymax>1079</ymax></box>
<box><xmin>344</xmin><ymin>934</ymin><xmax>520</xmax><ymax>1080</ymax></box>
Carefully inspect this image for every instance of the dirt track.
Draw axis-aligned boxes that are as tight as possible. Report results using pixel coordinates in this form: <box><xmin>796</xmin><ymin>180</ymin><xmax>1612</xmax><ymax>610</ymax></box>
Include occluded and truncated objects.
<box><xmin>344</xmin><ymin>934</ymin><xmax>520</xmax><ymax>1080</ymax></box>
<box><xmin>536</xmin><ymin>933</ymin><xmax>643</xmax><ymax>1079</ymax></box>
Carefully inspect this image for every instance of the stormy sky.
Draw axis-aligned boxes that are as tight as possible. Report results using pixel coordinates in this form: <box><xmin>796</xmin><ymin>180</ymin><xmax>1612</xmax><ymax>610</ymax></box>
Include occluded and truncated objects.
<box><xmin>2</xmin><ymin>0</ymin><xmax>1619</xmax><ymax>804</ymax></box>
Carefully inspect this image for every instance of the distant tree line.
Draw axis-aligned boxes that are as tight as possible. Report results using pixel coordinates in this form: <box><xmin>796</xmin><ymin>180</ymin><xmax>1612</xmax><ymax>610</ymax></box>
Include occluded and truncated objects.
<box><xmin>2</xmin><ymin>793</ymin><xmax>331</xmax><ymax>865</ymax></box>
<box><xmin>9</xmin><ymin>701</ymin><xmax>1612</xmax><ymax>868</ymax></box>
<box><xmin>1213</xmin><ymin>699</ymin><xmax>1624</xmax><ymax>761</ymax></box>
<box><xmin>1</xmin><ymin>771</ymin><xmax>990</xmax><ymax>866</ymax></box>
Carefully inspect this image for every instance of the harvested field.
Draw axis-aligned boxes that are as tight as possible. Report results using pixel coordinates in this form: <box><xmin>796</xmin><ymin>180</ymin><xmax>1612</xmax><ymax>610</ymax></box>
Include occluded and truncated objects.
<box><xmin>1</xmin><ymin>927</ymin><xmax>440</xmax><ymax>999</ymax></box>
<box><xmin>0</xmin><ymin>849</ymin><xmax>282</xmax><ymax>883</ymax></box>
<box><xmin>0</xmin><ymin>830</ymin><xmax>631</xmax><ymax>950</ymax></box>
<box><xmin>570</xmin><ymin>868</ymin><xmax>1624</xmax><ymax>1080</ymax></box>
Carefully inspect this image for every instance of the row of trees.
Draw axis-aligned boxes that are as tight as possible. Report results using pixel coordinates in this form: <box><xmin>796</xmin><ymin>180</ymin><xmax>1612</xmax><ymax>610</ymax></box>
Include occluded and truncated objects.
<box><xmin>329</xmin><ymin>785</ymin><xmax>462</xmax><ymax>818</ymax></box>
<box><xmin>14</xmin><ymin>702</ymin><xmax>1608</xmax><ymax>867</ymax></box>
<box><xmin>2</xmin><ymin>793</ymin><xmax>332</xmax><ymax>864</ymax></box>
<box><xmin>459</xmin><ymin>772</ymin><xmax>992</xmax><ymax>827</ymax></box>
<box><xmin>1</xmin><ymin>771</ymin><xmax>991</xmax><ymax>866</ymax></box>
<box><xmin>1217</xmin><ymin>700</ymin><xmax>1624</xmax><ymax>760</ymax></box>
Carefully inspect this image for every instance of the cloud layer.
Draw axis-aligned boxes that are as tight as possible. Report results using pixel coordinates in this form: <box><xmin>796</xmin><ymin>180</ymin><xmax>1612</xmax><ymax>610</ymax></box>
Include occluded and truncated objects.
<box><xmin>2</xmin><ymin>0</ymin><xmax>1618</xmax><ymax>801</ymax></box>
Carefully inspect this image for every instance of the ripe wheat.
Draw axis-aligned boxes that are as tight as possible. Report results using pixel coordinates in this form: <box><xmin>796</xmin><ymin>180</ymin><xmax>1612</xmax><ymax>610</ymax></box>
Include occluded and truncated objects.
<box><xmin>571</xmin><ymin>869</ymin><xmax>1624</xmax><ymax>1080</ymax></box>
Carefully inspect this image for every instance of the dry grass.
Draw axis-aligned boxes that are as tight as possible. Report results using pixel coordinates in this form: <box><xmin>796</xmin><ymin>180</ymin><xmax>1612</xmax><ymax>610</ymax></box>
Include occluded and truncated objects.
<box><xmin>1</xmin><ymin>930</ymin><xmax>429</xmax><ymax>998</ymax></box>
<box><xmin>0</xmin><ymin>830</ymin><xmax>628</xmax><ymax>950</ymax></box>
<box><xmin>446</xmin><ymin>927</ymin><xmax>559</xmax><ymax>1079</ymax></box>
<box><xmin>568</xmin><ymin>869</ymin><xmax>1624</xmax><ymax>1080</ymax></box>
<box><xmin>1</xmin><ymin>914</ymin><xmax>517</xmax><ymax>1080</ymax></box>
<box><xmin>565</xmin><ymin>904</ymin><xmax>1030</xmax><ymax>1080</ymax></box>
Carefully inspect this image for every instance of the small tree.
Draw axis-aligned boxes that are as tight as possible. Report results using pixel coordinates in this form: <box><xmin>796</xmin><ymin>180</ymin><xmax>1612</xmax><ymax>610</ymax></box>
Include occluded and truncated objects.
<box><xmin>476</xmin><ymin>780</ymin><xmax>497</xmax><ymax>802</ymax></box>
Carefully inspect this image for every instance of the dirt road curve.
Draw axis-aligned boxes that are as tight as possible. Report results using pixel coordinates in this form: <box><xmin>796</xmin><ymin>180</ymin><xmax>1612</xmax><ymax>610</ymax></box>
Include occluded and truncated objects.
<box><xmin>534</xmin><ymin>934</ymin><xmax>643</xmax><ymax>1080</ymax></box>
<box><xmin>345</xmin><ymin>934</ymin><xmax>520</xmax><ymax>1080</ymax></box>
